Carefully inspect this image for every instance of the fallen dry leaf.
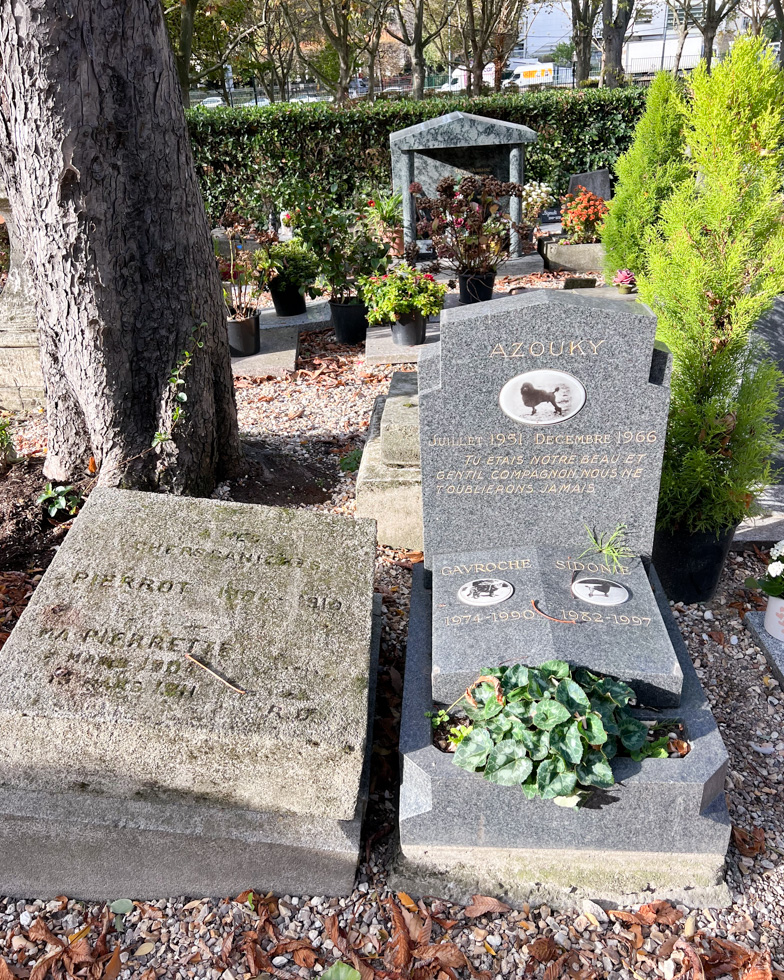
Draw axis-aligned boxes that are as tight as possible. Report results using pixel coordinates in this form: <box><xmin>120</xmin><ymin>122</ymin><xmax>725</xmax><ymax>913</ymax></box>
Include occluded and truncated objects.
<box><xmin>732</xmin><ymin>825</ymin><xmax>766</xmax><ymax>857</ymax></box>
<box><xmin>324</xmin><ymin>915</ymin><xmax>352</xmax><ymax>958</ymax></box>
<box><xmin>398</xmin><ymin>891</ymin><xmax>419</xmax><ymax>913</ymax></box>
<box><xmin>674</xmin><ymin>939</ymin><xmax>705</xmax><ymax>980</ymax></box>
<box><xmin>667</xmin><ymin>738</ymin><xmax>691</xmax><ymax>757</ymax></box>
<box><xmin>386</xmin><ymin>897</ymin><xmax>413</xmax><ymax>971</ymax></box>
<box><xmin>27</xmin><ymin>918</ymin><xmax>65</xmax><ymax>947</ymax></box>
<box><xmin>638</xmin><ymin>901</ymin><xmax>683</xmax><ymax>926</ymax></box>
<box><xmin>102</xmin><ymin>945</ymin><xmax>123</xmax><ymax>980</ymax></box>
<box><xmin>743</xmin><ymin>950</ymin><xmax>773</xmax><ymax>980</ymax></box>
<box><xmin>464</xmin><ymin>895</ymin><xmax>511</xmax><ymax>918</ymax></box>
<box><xmin>608</xmin><ymin>909</ymin><xmax>644</xmax><ymax>926</ymax></box>
<box><xmin>528</xmin><ymin>936</ymin><xmax>560</xmax><ymax>963</ymax></box>
<box><xmin>544</xmin><ymin>952</ymin><xmax>571</xmax><ymax>980</ymax></box>
<box><xmin>0</xmin><ymin>959</ymin><xmax>14</xmax><ymax>980</ymax></box>
<box><xmin>293</xmin><ymin>947</ymin><xmax>318</xmax><ymax>969</ymax></box>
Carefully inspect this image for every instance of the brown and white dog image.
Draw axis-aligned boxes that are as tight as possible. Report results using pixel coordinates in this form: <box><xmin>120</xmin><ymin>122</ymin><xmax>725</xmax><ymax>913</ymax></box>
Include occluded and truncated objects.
<box><xmin>520</xmin><ymin>381</ymin><xmax>563</xmax><ymax>417</ymax></box>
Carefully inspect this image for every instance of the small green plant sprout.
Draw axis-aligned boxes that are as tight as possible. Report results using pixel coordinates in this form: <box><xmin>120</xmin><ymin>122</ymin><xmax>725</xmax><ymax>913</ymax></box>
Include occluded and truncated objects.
<box><xmin>449</xmin><ymin>661</ymin><xmax>660</xmax><ymax>805</ymax></box>
<box><xmin>37</xmin><ymin>483</ymin><xmax>83</xmax><ymax>519</ymax></box>
<box><xmin>152</xmin><ymin>324</ymin><xmax>205</xmax><ymax>449</ymax></box>
<box><xmin>0</xmin><ymin>417</ymin><xmax>18</xmax><ymax>473</ymax></box>
<box><xmin>339</xmin><ymin>447</ymin><xmax>363</xmax><ymax>473</ymax></box>
<box><xmin>578</xmin><ymin>523</ymin><xmax>635</xmax><ymax>574</ymax></box>
<box><xmin>425</xmin><ymin>708</ymin><xmax>450</xmax><ymax>730</ymax></box>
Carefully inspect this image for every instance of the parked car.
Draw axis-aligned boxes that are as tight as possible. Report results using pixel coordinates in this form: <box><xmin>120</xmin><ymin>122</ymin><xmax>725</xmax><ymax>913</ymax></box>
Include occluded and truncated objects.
<box><xmin>199</xmin><ymin>96</ymin><xmax>226</xmax><ymax>108</ymax></box>
<box><xmin>348</xmin><ymin>77</ymin><xmax>369</xmax><ymax>96</ymax></box>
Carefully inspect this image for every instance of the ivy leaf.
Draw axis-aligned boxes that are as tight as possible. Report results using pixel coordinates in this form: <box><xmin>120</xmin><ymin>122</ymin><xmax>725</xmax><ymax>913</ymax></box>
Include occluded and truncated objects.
<box><xmin>603</xmin><ymin>734</ymin><xmax>618</xmax><ymax>759</ymax></box>
<box><xmin>555</xmin><ymin>678</ymin><xmax>591</xmax><ymax>714</ymax></box>
<box><xmin>506</xmin><ymin>700</ymin><xmax>533</xmax><ymax>724</ymax></box>
<box><xmin>618</xmin><ymin>714</ymin><xmax>649</xmax><ymax>752</ymax></box>
<box><xmin>453</xmin><ymin>728</ymin><xmax>493</xmax><ymax>772</ymax></box>
<box><xmin>580</xmin><ymin>711</ymin><xmax>608</xmax><ymax>745</ymax></box>
<box><xmin>516</xmin><ymin>727</ymin><xmax>550</xmax><ymax>760</ymax></box>
<box><xmin>521</xmin><ymin>773</ymin><xmax>539</xmax><ymax>799</ymax></box>
<box><xmin>593</xmin><ymin>699</ymin><xmax>621</xmax><ymax>735</ymax></box>
<box><xmin>576</xmin><ymin>749</ymin><xmax>615</xmax><ymax>788</ymax></box>
<box><xmin>463</xmin><ymin>692</ymin><xmax>504</xmax><ymax>723</ymax></box>
<box><xmin>549</xmin><ymin>720</ymin><xmax>584</xmax><ymax>765</ymax></box>
<box><xmin>485</xmin><ymin>739</ymin><xmax>534</xmax><ymax>786</ymax></box>
<box><xmin>537</xmin><ymin>758</ymin><xmax>578</xmax><ymax>799</ymax></box>
<box><xmin>531</xmin><ymin>699</ymin><xmax>571</xmax><ymax>731</ymax></box>
<box><xmin>485</xmin><ymin>711</ymin><xmax>513</xmax><ymax>740</ymax></box>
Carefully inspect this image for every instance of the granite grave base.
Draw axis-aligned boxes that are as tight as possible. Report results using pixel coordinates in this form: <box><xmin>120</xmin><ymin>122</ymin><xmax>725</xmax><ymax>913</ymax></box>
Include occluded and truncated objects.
<box><xmin>744</xmin><ymin>611</ymin><xmax>784</xmax><ymax>688</ymax></box>
<box><xmin>394</xmin><ymin>565</ymin><xmax>731</xmax><ymax>908</ymax></box>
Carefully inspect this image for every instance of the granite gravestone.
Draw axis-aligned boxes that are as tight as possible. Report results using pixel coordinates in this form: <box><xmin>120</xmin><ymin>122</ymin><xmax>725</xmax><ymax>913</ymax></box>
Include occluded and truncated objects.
<box><xmin>395</xmin><ymin>288</ymin><xmax>731</xmax><ymax>905</ymax></box>
<box><xmin>0</xmin><ymin>488</ymin><xmax>379</xmax><ymax>897</ymax></box>
<box><xmin>390</xmin><ymin>112</ymin><xmax>538</xmax><ymax>257</ymax></box>
<box><xmin>568</xmin><ymin>168</ymin><xmax>612</xmax><ymax>201</ymax></box>
<box><xmin>417</xmin><ymin>290</ymin><xmax>680</xmax><ymax>703</ymax></box>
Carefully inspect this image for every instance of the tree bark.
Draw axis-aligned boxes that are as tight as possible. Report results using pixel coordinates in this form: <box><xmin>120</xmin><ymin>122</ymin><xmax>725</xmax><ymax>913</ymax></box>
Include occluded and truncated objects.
<box><xmin>175</xmin><ymin>0</ymin><xmax>199</xmax><ymax>107</ymax></box>
<box><xmin>774</xmin><ymin>0</ymin><xmax>784</xmax><ymax>64</ymax></box>
<box><xmin>571</xmin><ymin>0</ymin><xmax>601</xmax><ymax>83</ymax></box>
<box><xmin>601</xmin><ymin>0</ymin><xmax>634</xmax><ymax>87</ymax></box>
<box><xmin>0</xmin><ymin>0</ymin><xmax>242</xmax><ymax>494</ymax></box>
<box><xmin>703</xmin><ymin>20</ymin><xmax>717</xmax><ymax>69</ymax></box>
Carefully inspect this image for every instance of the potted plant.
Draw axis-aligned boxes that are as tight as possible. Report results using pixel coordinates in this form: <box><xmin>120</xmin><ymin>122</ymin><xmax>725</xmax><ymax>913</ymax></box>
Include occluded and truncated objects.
<box><xmin>639</xmin><ymin>41</ymin><xmax>784</xmax><ymax>603</ymax></box>
<box><xmin>746</xmin><ymin>541</ymin><xmax>784</xmax><ymax>641</ymax></box>
<box><xmin>358</xmin><ymin>263</ymin><xmax>446</xmax><ymax>346</ymax></box>
<box><xmin>520</xmin><ymin>180</ymin><xmax>553</xmax><ymax>240</ymax></box>
<box><xmin>366</xmin><ymin>190</ymin><xmax>404</xmax><ymax>257</ymax></box>
<box><xmin>254</xmin><ymin>239</ymin><xmax>321</xmax><ymax>317</ymax></box>
<box><xmin>613</xmin><ymin>268</ymin><xmax>636</xmax><ymax>294</ymax></box>
<box><xmin>290</xmin><ymin>203</ymin><xmax>390</xmax><ymax>344</ymax></box>
<box><xmin>542</xmin><ymin>187</ymin><xmax>608</xmax><ymax>273</ymax></box>
<box><xmin>410</xmin><ymin>175</ymin><xmax>527</xmax><ymax>305</ymax></box>
<box><xmin>217</xmin><ymin>224</ymin><xmax>260</xmax><ymax>356</ymax></box>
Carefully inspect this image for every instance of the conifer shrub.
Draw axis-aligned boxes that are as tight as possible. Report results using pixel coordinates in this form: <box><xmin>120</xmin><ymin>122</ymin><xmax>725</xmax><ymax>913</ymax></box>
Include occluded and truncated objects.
<box><xmin>602</xmin><ymin>72</ymin><xmax>688</xmax><ymax>280</ymax></box>
<box><xmin>639</xmin><ymin>37</ymin><xmax>784</xmax><ymax>535</ymax></box>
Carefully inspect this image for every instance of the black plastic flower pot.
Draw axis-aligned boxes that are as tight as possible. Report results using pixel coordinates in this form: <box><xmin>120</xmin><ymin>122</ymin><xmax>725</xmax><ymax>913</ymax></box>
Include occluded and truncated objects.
<box><xmin>329</xmin><ymin>299</ymin><xmax>368</xmax><ymax>345</ymax></box>
<box><xmin>269</xmin><ymin>279</ymin><xmax>307</xmax><ymax>317</ymax></box>
<box><xmin>391</xmin><ymin>312</ymin><xmax>427</xmax><ymax>347</ymax></box>
<box><xmin>458</xmin><ymin>272</ymin><xmax>495</xmax><ymax>304</ymax></box>
<box><xmin>227</xmin><ymin>315</ymin><xmax>259</xmax><ymax>357</ymax></box>
<box><xmin>651</xmin><ymin>524</ymin><xmax>737</xmax><ymax>604</ymax></box>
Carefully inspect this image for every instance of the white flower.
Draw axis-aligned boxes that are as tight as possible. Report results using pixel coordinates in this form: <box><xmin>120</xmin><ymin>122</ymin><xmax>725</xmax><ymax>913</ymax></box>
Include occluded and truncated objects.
<box><xmin>768</xmin><ymin>561</ymin><xmax>784</xmax><ymax>578</ymax></box>
<box><xmin>771</xmin><ymin>539</ymin><xmax>784</xmax><ymax>559</ymax></box>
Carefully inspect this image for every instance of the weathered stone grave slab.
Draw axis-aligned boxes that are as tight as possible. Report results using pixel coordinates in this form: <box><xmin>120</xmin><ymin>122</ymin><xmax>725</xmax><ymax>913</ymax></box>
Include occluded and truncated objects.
<box><xmin>391</xmin><ymin>112</ymin><xmax>537</xmax><ymax>256</ymax></box>
<box><xmin>0</xmin><ymin>489</ymin><xmax>377</xmax><ymax>821</ymax></box>
<box><xmin>381</xmin><ymin>371</ymin><xmax>421</xmax><ymax>466</ymax></box>
<box><xmin>418</xmin><ymin>290</ymin><xmax>670</xmax><ymax>559</ymax></box>
<box><xmin>744</xmin><ymin>612</ymin><xmax>784</xmax><ymax>688</ymax></box>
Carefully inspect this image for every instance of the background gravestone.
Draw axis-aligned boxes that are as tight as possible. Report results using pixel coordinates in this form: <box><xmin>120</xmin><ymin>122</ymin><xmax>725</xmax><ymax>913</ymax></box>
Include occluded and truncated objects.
<box><xmin>0</xmin><ymin>179</ymin><xmax>44</xmax><ymax>409</ymax></box>
<box><xmin>567</xmin><ymin>168</ymin><xmax>612</xmax><ymax>201</ymax></box>
<box><xmin>0</xmin><ymin>489</ymin><xmax>380</xmax><ymax>896</ymax></box>
<box><xmin>390</xmin><ymin>112</ymin><xmax>538</xmax><ymax>257</ymax></box>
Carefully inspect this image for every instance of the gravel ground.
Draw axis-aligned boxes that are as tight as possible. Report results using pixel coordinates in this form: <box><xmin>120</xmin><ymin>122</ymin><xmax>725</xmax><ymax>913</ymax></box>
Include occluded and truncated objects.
<box><xmin>1</xmin><ymin>277</ymin><xmax>782</xmax><ymax>980</ymax></box>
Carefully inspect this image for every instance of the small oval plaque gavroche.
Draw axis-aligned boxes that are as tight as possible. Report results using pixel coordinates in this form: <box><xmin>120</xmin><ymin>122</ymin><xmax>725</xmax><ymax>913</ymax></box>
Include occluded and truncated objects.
<box><xmin>499</xmin><ymin>369</ymin><xmax>586</xmax><ymax>425</ymax></box>
<box><xmin>457</xmin><ymin>579</ymin><xmax>515</xmax><ymax>606</ymax></box>
<box><xmin>571</xmin><ymin>577</ymin><xmax>630</xmax><ymax>606</ymax></box>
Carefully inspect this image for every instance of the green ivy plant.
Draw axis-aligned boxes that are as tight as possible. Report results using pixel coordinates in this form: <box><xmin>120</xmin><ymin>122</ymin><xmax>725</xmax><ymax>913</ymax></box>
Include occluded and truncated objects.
<box><xmin>152</xmin><ymin>324</ymin><xmax>204</xmax><ymax>449</ymax></box>
<box><xmin>449</xmin><ymin>660</ymin><xmax>658</xmax><ymax>804</ymax></box>
<box><xmin>37</xmin><ymin>483</ymin><xmax>83</xmax><ymax>519</ymax></box>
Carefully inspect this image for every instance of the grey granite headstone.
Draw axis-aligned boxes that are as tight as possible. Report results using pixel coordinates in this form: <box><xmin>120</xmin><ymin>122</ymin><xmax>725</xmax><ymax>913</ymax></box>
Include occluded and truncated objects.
<box><xmin>390</xmin><ymin>112</ymin><xmax>538</xmax><ymax>257</ymax></box>
<box><xmin>0</xmin><ymin>489</ymin><xmax>377</xmax><ymax>822</ymax></box>
<box><xmin>418</xmin><ymin>290</ymin><xmax>670</xmax><ymax>560</ymax></box>
<box><xmin>568</xmin><ymin>168</ymin><xmax>612</xmax><ymax>201</ymax></box>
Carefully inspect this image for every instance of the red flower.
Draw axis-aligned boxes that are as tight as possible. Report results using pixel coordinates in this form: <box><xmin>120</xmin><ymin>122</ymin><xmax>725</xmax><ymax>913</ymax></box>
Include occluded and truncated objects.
<box><xmin>368</xmin><ymin>200</ymin><xmax>376</xmax><ymax>207</ymax></box>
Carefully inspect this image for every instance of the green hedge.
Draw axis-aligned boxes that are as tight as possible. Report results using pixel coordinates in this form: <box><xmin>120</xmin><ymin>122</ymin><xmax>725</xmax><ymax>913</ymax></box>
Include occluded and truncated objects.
<box><xmin>186</xmin><ymin>89</ymin><xmax>647</xmax><ymax>225</ymax></box>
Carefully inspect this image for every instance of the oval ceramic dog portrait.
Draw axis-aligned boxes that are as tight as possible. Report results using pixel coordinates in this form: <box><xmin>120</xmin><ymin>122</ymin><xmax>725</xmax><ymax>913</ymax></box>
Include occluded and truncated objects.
<box><xmin>457</xmin><ymin>579</ymin><xmax>515</xmax><ymax>607</ymax></box>
<box><xmin>571</xmin><ymin>578</ymin><xmax>630</xmax><ymax>606</ymax></box>
<box><xmin>498</xmin><ymin>370</ymin><xmax>586</xmax><ymax>425</ymax></box>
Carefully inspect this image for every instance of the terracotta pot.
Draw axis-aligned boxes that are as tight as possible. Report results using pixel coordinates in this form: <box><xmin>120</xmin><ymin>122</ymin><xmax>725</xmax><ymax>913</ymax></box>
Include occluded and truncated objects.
<box><xmin>764</xmin><ymin>595</ymin><xmax>784</xmax><ymax>641</ymax></box>
<box><xmin>384</xmin><ymin>227</ymin><xmax>405</xmax><ymax>258</ymax></box>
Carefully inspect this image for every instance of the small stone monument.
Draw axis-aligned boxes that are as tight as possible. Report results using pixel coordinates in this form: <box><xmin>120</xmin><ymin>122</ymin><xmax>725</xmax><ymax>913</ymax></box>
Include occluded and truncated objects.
<box><xmin>394</xmin><ymin>290</ymin><xmax>731</xmax><ymax>906</ymax></box>
<box><xmin>568</xmin><ymin>167</ymin><xmax>612</xmax><ymax>201</ymax></box>
<box><xmin>0</xmin><ymin>180</ymin><xmax>44</xmax><ymax>409</ymax></box>
<box><xmin>0</xmin><ymin>489</ymin><xmax>380</xmax><ymax>898</ymax></box>
<box><xmin>390</xmin><ymin>112</ymin><xmax>538</xmax><ymax>256</ymax></box>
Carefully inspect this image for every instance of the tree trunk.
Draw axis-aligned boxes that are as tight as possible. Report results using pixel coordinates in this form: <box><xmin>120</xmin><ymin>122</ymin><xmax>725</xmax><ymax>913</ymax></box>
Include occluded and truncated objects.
<box><xmin>175</xmin><ymin>0</ymin><xmax>198</xmax><ymax>107</ymax></box>
<box><xmin>410</xmin><ymin>52</ymin><xmax>426</xmax><ymax>98</ymax></box>
<box><xmin>673</xmin><ymin>20</ymin><xmax>688</xmax><ymax>72</ymax></box>
<box><xmin>574</xmin><ymin>29</ymin><xmax>593</xmax><ymax>82</ymax></box>
<box><xmin>602</xmin><ymin>25</ymin><xmax>625</xmax><ymax>86</ymax></box>
<box><xmin>703</xmin><ymin>21</ymin><xmax>716</xmax><ymax>70</ymax></box>
<box><xmin>0</xmin><ymin>0</ymin><xmax>242</xmax><ymax>494</ymax></box>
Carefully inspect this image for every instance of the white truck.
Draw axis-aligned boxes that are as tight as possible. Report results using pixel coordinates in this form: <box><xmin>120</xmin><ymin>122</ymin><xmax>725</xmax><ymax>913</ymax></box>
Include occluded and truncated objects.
<box><xmin>502</xmin><ymin>62</ymin><xmax>554</xmax><ymax>88</ymax></box>
<box><xmin>439</xmin><ymin>64</ymin><xmax>495</xmax><ymax>92</ymax></box>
